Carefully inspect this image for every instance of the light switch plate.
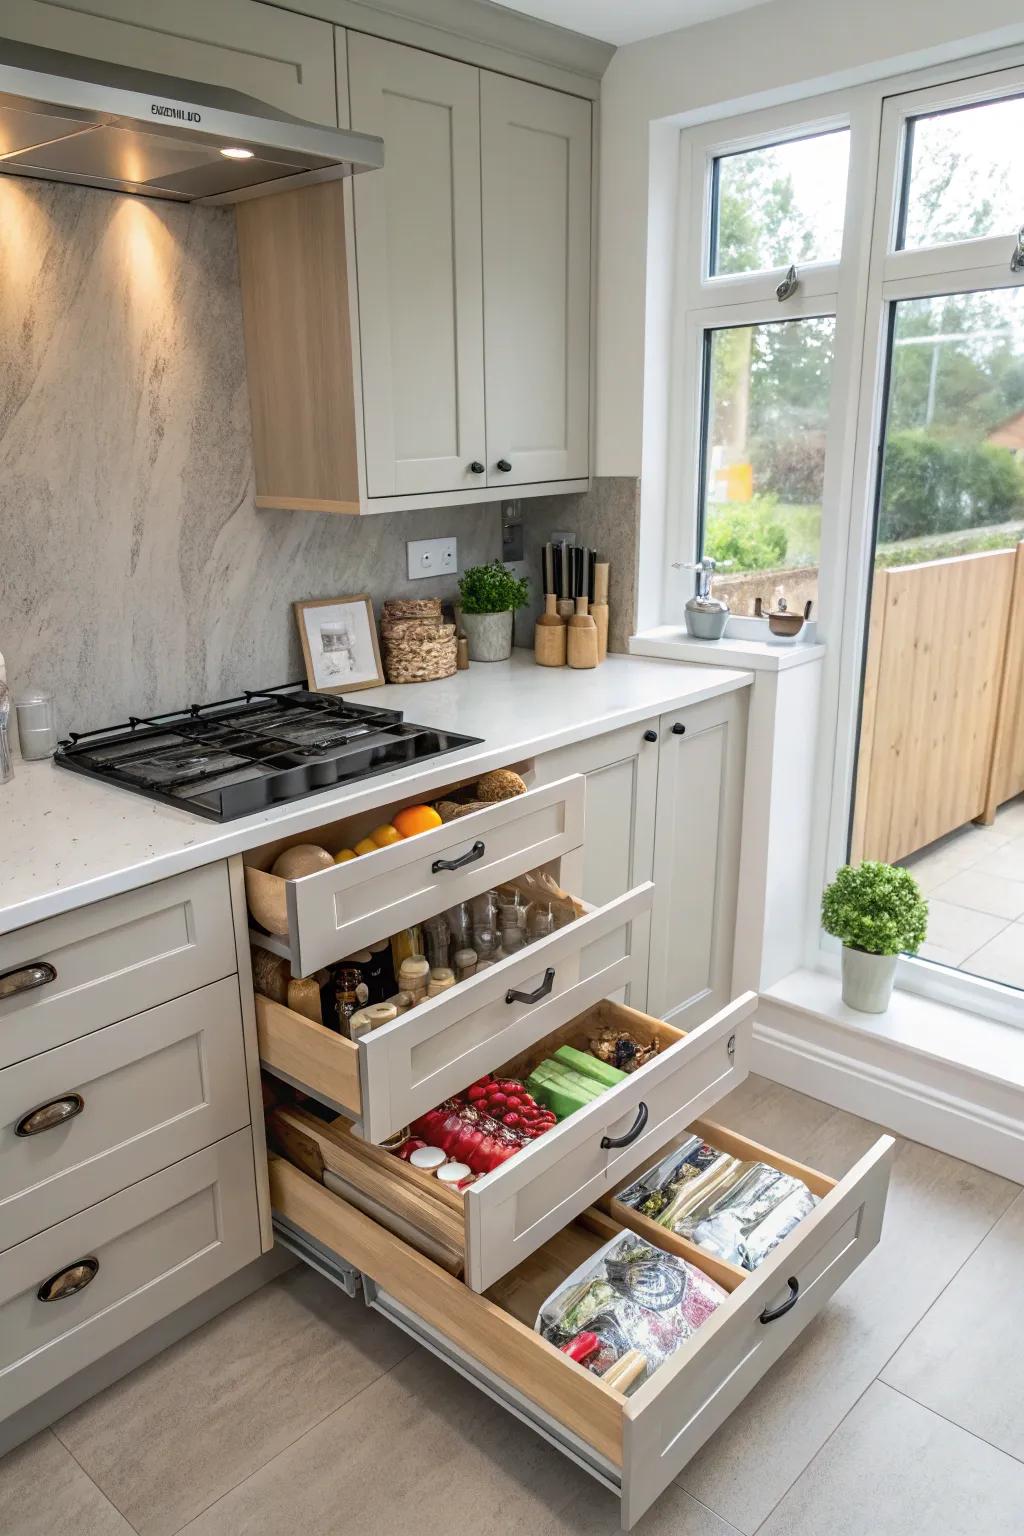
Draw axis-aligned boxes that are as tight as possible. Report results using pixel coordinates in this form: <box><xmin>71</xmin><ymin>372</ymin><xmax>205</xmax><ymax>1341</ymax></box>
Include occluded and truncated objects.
<box><xmin>407</xmin><ymin>536</ymin><xmax>457</xmax><ymax>581</ymax></box>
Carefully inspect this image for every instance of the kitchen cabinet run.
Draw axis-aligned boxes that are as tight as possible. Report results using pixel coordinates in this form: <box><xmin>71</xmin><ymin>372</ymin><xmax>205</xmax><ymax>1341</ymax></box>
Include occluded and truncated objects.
<box><xmin>235</xmin><ymin>32</ymin><xmax>592</xmax><ymax>515</ymax></box>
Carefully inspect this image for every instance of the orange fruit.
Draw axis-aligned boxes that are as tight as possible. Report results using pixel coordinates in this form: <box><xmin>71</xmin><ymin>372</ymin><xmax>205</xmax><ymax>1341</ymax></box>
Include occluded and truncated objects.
<box><xmin>354</xmin><ymin>837</ymin><xmax>379</xmax><ymax>857</ymax></box>
<box><xmin>334</xmin><ymin>848</ymin><xmax>357</xmax><ymax>864</ymax></box>
<box><xmin>371</xmin><ymin>823</ymin><xmax>403</xmax><ymax>848</ymax></box>
<box><xmin>392</xmin><ymin>804</ymin><xmax>443</xmax><ymax>838</ymax></box>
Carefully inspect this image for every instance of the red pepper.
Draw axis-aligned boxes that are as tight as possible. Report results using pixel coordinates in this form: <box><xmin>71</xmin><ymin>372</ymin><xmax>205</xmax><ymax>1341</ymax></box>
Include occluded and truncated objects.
<box><xmin>560</xmin><ymin>1331</ymin><xmax>599</xmax><ymax>1364</ymax></box>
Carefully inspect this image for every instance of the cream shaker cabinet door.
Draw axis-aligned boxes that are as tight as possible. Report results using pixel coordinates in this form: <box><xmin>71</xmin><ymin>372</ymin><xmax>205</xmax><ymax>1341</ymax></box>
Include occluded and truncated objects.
<box><xmin>530</xmin><ymin>722</ymin><xmax>659</xmax><ymax>1011</ymax></box>
<box><xmin>480</xmin><ymin>73</ymin><xmax>591</xmax><ymax>487</ymax></box>
<box><xmin>648</xmin><ymin>692</ymin><xmax>748</xmax><ymax>1028</ymax></box>
<box><xmin>0</xmin><ymin>0</ymin><xmax>337</xmax><ymax>124</ymax></box>
<box><xmin>348</xmin><ymin>34</ymin><xmax>486</xmax><ymax>498</ymax></box>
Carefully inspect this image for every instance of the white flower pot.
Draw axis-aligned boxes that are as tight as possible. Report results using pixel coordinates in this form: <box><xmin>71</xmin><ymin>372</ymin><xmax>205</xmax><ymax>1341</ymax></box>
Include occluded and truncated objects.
<box><xmin>841</xmin><ymin>946</ymin><xmax>897</xmax><ymax>1014</ymax></box>
<box><xmin>461</xmin><ymin>609</ymin><xmax>513</xmax><ymax>662</ymax></box>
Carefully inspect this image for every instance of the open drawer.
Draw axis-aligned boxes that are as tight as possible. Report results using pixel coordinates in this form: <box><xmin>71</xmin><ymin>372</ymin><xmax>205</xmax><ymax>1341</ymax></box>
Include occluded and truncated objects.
<box><xmin>266</xmin><ymin>989</ymin><xmax>757</xmax><ymax>1291</ymax></box>
<box><xmin>268</xmin><ymin>1116</ymin><xmax>893</xmax><ymax>1530</ymax></box>
<box><xmin>245</xmin><ymin>774</ymin><xmax>585</xmax><ymax>976</ymax></box>
<box><xmin>257</xmin><ymin>884</ymin><xmax>653</xmax><ymax>1141</ymax></box>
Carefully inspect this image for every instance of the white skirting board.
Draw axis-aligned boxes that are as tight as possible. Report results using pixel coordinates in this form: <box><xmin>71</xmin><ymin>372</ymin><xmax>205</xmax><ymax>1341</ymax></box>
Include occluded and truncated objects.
<box><xmin>0</xmin><ymin>1248</ymin><xmax>293</xmax><ymax>1459</ymax></box>
<box><xmin>753</xmin><ymin>980</ymin><xmax>1024</xmax><ymax>1184</ymax></box>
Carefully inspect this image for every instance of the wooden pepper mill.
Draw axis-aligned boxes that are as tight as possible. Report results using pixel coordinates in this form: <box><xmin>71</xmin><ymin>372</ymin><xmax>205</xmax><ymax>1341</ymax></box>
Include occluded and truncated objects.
<box><xmin>592</xmin><ymin>562</ymin><xmax>609</xmax><ymax>663</ymax></box>
<box><xmin>567</xmin><ymin>595</ymin><xmax>598</xmax><ymax>669</ymax></box>
<box><xmin>534</xmin><ymin>593</ymin><xmax>567</xmax><ymax>666</ymax></box>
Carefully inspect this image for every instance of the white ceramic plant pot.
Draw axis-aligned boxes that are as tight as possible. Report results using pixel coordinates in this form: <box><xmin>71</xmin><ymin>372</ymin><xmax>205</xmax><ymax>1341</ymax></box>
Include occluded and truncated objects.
<box><xmin>461</xmin><ymin>609</ymin><xmax>513</xmax><ymax>662</ymax></box>
<box><xmin>841</xmin><ymin>946</ymin><xmax>897</xmax><ymax>1014</ymax></box>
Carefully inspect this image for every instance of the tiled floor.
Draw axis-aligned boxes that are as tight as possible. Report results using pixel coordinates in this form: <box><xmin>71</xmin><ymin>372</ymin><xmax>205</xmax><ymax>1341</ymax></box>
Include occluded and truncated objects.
<box><xmin>900</xmin><ymin>793</ymin><xmax>1024</xmax><ymax>988</ymax></box>
<box><xmin>3</xmin><ymin>1076</ymin><xmax>1022</xmax><ymax>1536</ymax></box>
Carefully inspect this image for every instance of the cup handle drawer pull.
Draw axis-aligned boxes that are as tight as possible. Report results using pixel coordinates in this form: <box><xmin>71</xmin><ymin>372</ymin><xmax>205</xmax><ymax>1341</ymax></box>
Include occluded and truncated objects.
<box><xmin>0</xmin><ymin>960</ymin><xmax>57</xmax><ymax>1000</ymax></box>
<box><xmin>432</xmin><ymin>840</ymin><xmax>486</xmax><ymax>874</ymax></box>
<box><xmin>506</xmin><ymin>966</ymin><xmax>556</xmax><ymax>1006</ymax></box>
<box><xmin>760</xmin><ymin>1277</ymin><xmax>800</xmax><ymax>1324</ymax></box>
<box><xmin>601</xmin><ymin>1101</ymin><xmax>649</xmax><ymax>1150</ymax></box>
<box><xmin>37</xmin><ymin>1256</ymin><xmax>99</xmax><ymax>1303</ymax></box>
<box><xmin>16</xmin><ymin>1093</ymin><xmax>85</xmax><ymax>1137</ymax></box>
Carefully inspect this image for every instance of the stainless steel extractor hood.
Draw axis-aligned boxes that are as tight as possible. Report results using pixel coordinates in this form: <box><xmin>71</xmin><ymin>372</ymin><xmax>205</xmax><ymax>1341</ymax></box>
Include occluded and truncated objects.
<box><xmin>0</xmin><ymin>37</ymin><xmax>383</xmax><ymax>203</ymax></box>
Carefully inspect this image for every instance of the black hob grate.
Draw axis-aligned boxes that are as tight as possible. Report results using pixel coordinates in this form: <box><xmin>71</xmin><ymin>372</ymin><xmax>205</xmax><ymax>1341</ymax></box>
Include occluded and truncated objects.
<box><xmin>53</xmin><ymin>683</ymin><xmax>480</xmax><ymax>820</ymax></box>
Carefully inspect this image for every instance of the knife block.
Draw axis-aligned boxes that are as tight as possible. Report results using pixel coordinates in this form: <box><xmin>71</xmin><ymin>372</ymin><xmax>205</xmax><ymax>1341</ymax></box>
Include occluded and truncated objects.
<box><xmin>567</xmin><ymin>596</ymin><xmax>598</xmax><ymax>669</ymax></box>
<box><xmin>534</xmin><ymin>594</ymin><xmax>567</xmax><ymax>667</ymax></box>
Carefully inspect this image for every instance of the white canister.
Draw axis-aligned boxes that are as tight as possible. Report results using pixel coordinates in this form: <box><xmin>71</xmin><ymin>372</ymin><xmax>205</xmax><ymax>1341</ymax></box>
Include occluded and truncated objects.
<box><xmin>840</xmin><ymin>946</ymin><xmax>898</xmax><ymax>1014</ymax></box>
<box><xmin>15</xmin><ymin>691</ymin><xmax>58</xmax><ymax>760</ymax></box>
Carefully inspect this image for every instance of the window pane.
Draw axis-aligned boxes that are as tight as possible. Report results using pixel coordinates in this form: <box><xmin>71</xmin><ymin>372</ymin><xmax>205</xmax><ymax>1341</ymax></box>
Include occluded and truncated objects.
<box><xmin>901</xmin><ymin>94</ymin><xmax>1024</xmax><ymax>250</ymax></box>
<box><xmin>712</xmin><ymin>131</ymin><xmax>849</xmax><ymax>277</ymax></box>
<box><xmin>852</xmin><ymin>287</ymin><xmax>1024</xmax><ymax>989</ymax></box>
<box><xmin>700</xmin><ymin>315</ymin><xmax>835</xmax><ymax>615</ymax></box>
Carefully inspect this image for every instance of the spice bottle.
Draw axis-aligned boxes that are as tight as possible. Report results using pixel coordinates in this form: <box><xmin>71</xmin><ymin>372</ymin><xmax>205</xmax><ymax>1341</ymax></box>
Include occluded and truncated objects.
<box><xmin>427</xmin><ymin>966</ymin><xmax>456</xmax><ymax>997</ymax></box>
<box><xmin>398</xmin><ymin>954</ymin><xmax>430</xmax><ymax>1003</ymax></box>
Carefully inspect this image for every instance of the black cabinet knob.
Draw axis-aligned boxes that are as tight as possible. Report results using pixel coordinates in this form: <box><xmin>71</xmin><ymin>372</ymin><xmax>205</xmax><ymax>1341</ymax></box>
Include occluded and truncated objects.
<box><xmin>469</xmin><ymin>460</ymin><xmax>485</xmax><ymax>474</ymax></box>
<box><xmin>643</xmin><ymin>729</ymin><xmax>657</xmax><ymax>743</ymax></box>
<box><xmin>496</xmin><ymin>458</ymin><xmax>512</xmax><ymax>472</ymax></box>
<box><xmin>672</xmin><ymin>722</ymin><xmax>686</xmax><ymax>735</ymax></box>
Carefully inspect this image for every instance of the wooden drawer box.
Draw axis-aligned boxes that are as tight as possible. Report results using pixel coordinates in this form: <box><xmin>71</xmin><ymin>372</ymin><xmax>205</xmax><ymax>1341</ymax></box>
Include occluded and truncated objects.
<box><xmin>245</xmin><ymin>774</ymin><xmax>585</xmax><ymax>976</ymax></box>
<box><xmin>267</xmin><ymin>990</ymin><xmax>756</xmax><ymax>1292</ymax></box>
<box><xmin>269</xmin><ymin>1118</ymin><xmax>893</xmax><ymax>1529</ymax></box>
<box><xmin>0</xmin><ymin>976</ymin><xmax>251</xmax><ymax>1250</ymax></box>
<box><xmin>257</xmin><ymin>884</ymin><xmax>652</xmax><ymax>1141</ymax></box>
<box><xmin>0</xmin><ymin>863</ymin><xmax>236</xmax><ymax>1068</ymax></box>
<box><xmin>0</xmin><ymin>1130</ymin><xmax>260</xmax><ymax>1421</ymax></box>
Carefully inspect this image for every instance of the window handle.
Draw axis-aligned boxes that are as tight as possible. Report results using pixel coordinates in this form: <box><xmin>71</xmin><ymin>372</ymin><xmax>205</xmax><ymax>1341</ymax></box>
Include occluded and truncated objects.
<box><xmin>776</xmin><ymin>263</ymin><xmax>799</xmax><ymax>301</ymax></box>
<box><xmin>1011</xmin><ymin>227</ymin><xmax>1024</xmax><ymax>274</ymax></box>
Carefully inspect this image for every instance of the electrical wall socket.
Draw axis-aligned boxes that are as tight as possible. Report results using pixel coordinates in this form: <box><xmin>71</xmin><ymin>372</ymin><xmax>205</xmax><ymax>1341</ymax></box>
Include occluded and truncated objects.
<box><xmin>407</xmin><ymin>536</ymin><xmax>457</xmax><ymax>581</ymax></box>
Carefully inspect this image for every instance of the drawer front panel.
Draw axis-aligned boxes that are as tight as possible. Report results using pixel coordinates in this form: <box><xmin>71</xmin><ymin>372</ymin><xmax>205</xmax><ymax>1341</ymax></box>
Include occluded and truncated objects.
<box><xmin>251</xmin><ymin>775</ymin><xmax>585</xmax><ymax>976</ymax></box>
<box><xmin>0</xmin><ymin>863</ymin><xmax>236</xmax><ymax>1067</ymax></box>
<box><xmin>357</xmin><ymin>885</ymin><xmax>653</xmax><ymax>1141</ymax></box>
<box><xmin>464</xmin><ymin>992</ymin><xmax>757</xmax><ymax>1291</ymax></box>
<box><xmin>619</xmin><ymin>1135</ymin><xmax>894</xmax><ymax>1528</ymax></box>
<box><xmin>0</xmin><ymin>977</ymin><xmax>251</xmax><ymax>1249</ymax></box>
<box><xmin>0</xmin><ymin>1130</ymin><xmax>260</xmax><ymax>1419</ymax></box>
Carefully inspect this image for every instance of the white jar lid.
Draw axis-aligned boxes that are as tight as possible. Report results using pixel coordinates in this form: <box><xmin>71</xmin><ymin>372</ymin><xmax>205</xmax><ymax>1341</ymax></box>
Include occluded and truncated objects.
<box><xmin>409</xmin><ymin>1145</ymin><xmax>446</xmax><ymax>1170</ymax></box>
<box><xmin>436</xmin><ymin>1161</ymin><xmax>471</xmax><ymax>1184</ymax></box>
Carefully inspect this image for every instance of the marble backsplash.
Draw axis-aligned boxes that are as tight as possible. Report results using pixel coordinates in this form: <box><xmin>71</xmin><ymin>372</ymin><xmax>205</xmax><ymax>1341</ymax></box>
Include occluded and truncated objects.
<box><xmin>0</xmin><ymin>178</ymin><xmax>500</xmax><ymax>732</ymax></box>
<box><xmin>516</xmin><ymin>478</ymin><xmax>641</xmax><ymax>652</ymax></box>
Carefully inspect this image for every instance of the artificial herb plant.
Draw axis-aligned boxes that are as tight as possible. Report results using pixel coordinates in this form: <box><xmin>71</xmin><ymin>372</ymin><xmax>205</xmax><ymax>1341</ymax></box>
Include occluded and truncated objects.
<box><xmin>821</xmin><ymin>861</ymin><xmax>928</xmax><ymax>957</ymax></box>
<box><xmin>458</xmin><ymin>560</ymin><xmax>530</xmax><ymax>615</ymax></box>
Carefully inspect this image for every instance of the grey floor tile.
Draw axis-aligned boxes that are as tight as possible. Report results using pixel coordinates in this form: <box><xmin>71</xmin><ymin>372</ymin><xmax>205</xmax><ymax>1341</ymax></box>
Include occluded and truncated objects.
<box><xmin>916</xmin><ymin>898</ymin><xmax>1008</xmax><ymax>966</ymax></box>
<box><xmin>882</xmin><ymin>1188</ymin><xmax>1024</xmax><ymax>1461</ymax></box>
<box><xmin>180</xmin><ymin>1347</ymin><xmax>594</xmax><ymax>1536</ymax></box>
<box><xmin>676</xmin><ymin>1083</ymin><xmax>1018</xmax><ymax>1535</ymax></box>
<box><xmin>547</xmin><ymin>1481</ymin><xmax>740</xmax><ymax>1535</ymax></box>
<box><xmin>0</xmin><ymin>1430</ymin><xmax>133</xmax><ymax>1536</ymax></box>
<box><xmin>958</xmin><ymin>921</ymin><xmax>1024</xmax><ymax>988</ymax></box>
<box><xmin>930</xmin><ymin>866</ymin><xmax>1024</xmax><ymax>920</ymax></box>
<box><xmin>54</xmin><ymin>1266</ymin><xmax>414</xmax><ymax>1536</ymax></box>
<box><xmin>757</xmin><ymin>1381</ymin><xmax>1024</xmax><ymax>1536</ymax></box>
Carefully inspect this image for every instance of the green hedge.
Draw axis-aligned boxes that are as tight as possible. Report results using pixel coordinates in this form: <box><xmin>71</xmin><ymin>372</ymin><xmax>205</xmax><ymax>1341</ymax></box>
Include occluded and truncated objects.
<box><xmin>705</xmin><ymin>498</ymin><xmax>789</xmax><ymax>571</ymax></box>
<box><xmin>879</xmin><ymin>431</ymin><xmax>1024</xmax><ymax>542</ymax></box>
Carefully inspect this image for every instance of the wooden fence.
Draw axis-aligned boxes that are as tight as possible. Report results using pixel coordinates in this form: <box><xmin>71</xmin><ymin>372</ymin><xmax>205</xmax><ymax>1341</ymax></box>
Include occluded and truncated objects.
<box><xmin>851</xmin><ymin>543</ymin><xmax>1024</xmax><ymax>866</ymax></box>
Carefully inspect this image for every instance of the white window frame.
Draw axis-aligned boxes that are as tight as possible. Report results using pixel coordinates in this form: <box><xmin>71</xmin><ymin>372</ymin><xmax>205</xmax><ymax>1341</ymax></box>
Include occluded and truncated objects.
<box><xmin>661</xmin><ymin>48</ymin><xmax>1024</xmax><ymax>1030</ymax></box>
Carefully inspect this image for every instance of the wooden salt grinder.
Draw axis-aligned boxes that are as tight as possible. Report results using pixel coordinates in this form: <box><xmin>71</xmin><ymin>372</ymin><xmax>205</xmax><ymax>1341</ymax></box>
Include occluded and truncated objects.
<box><xmin>567</xmin><ymin>595</ymin><xmax>598</xmax><ymax>669</ymax></box>
<box><xmin>534</xmin><ymin>593</ymin><xmax>567</xmax><ymax>666</ymax></box>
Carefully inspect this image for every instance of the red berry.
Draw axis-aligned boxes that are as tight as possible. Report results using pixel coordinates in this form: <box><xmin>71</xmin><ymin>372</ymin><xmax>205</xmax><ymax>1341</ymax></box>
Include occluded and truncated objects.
<box><xmin>466</xmin><ymin>1085</ymin><xmax>488</xmax><ymax>1101</ymax></box>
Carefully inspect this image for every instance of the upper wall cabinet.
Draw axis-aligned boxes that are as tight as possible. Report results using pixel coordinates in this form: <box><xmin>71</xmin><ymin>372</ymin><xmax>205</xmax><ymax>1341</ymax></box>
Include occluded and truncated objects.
<box><xmin>348</xmin><ymin>35</ymin><xmax>486</xmax><ymax>499</ymax></box>
<box><xmin>235</xmin><ymin>30</ymin><xmax>593</xmax><ymax>515</ymax></box>
<box><xmin>480</xmin><ymin>74</ymin><xmax>592</xmax><ymax>488</ymax></box>
<box><xmin>0</xmin><ymin>0</ymin><xmax>337</xmax><ymax>125</ymax></box>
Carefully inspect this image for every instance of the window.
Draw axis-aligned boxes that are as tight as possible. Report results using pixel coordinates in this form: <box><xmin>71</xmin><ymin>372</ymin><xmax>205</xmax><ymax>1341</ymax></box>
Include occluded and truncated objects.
<box><xmin>900</xmin><ymin>94</ymin><xmax>1024</xmax><ymax>251</ymax></box>
<box><xmin>712</xmin><ymin>131</ymin><xmax>850</xmax><ymax>276</ymax></box>
<box><xmin>701</xmin><ymin>316</ymin><xmax>835</xmax><ymax>612</ymax></box>
<box><xmin>663</xmin><ymin>55</ymin><xmax>1024</xmax><ymax>1018</ymax></box>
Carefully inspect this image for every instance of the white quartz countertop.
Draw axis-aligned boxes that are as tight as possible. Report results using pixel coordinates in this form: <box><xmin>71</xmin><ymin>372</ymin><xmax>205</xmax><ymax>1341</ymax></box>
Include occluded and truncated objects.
<box><xmin>0</xmin><ymin>651</ymin><xmax>751</xmax><ymax>935</ymax></box>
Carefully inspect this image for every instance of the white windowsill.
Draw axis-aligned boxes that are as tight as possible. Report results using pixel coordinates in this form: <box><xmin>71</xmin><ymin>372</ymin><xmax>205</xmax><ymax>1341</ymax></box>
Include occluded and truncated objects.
<box><xmin>630</xmin><ymin>627</ymin><xmax>826</xmax><ymax>672</ymax></box>
<box><xmin>763</xmin><ymin>967</ymin><xmax>1024</xmax><ymax>1094</ymax></box>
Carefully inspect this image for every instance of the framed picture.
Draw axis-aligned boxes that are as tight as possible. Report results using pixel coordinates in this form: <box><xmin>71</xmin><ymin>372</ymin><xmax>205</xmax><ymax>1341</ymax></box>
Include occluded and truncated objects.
<box><xmin>294</xmin><ymin>595</ymin><xmax>384</xmax><ymax>694</ymax></box>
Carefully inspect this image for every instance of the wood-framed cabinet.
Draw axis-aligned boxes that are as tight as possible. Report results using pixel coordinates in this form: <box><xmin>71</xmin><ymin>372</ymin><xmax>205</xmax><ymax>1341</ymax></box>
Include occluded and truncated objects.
<box><xmin>234</xmin><ymin>30</ymin><xmax>593</xmax><ymax>515</ymax></box>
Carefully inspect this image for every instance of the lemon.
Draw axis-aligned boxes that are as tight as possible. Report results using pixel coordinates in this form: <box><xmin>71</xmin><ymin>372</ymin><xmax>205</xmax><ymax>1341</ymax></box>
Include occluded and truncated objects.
<box><xmin>334</xmin><ymin>848</ymin><xmax>357</xmax><ymax>864</ymax></box>
<box><xmin>354</xmin><ymin>837</ymin><xmax>379</xmax><ymax>857</ymax></box>
<box><xmin>371</xmin><ymin>824</ymin><xmax>403</xmax><ymax>848</ymax></box>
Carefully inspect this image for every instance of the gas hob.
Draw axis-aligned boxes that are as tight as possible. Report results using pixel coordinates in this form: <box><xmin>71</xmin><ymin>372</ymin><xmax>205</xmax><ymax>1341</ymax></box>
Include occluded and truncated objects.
<box><xmin>53</xmin><ymin>683</ymin><xmax>480</xmax><ymax>821</ymax></box>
